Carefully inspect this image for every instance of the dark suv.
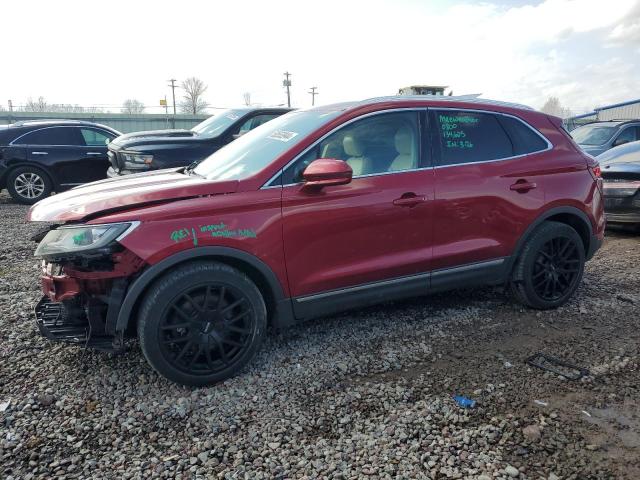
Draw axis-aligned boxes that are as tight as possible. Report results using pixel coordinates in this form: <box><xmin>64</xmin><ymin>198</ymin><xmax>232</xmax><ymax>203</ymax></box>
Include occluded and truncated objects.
<box><xmin>0</xmin><ymin>120</ymin><xmax>120</xmax><ymax>204</ymax></box>
<box><xmin>107</xmin><ymin>107</ymin><xmax>290</xmax><ymax>177</ymax></box>
<box><xmin>28</xmin><ymin>97</ymin><xmax>604</xmax><ymax>386</ymax></box>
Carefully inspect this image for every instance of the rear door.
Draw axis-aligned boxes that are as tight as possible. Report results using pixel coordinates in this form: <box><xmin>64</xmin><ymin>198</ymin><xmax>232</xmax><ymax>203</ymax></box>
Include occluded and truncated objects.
<box><xmin>77</xmin><ymin>128</ymin><xmax>116</xmax><ymax>182</ymax></box>
<box><xmin>279</xmin><ymin>110</ymin><xmax>435</xmax><ymax>317</ymax></box>
<box><xmin>431</xmin><ymin>109</ymin><xmax>549</xmax><ymax>282</ymax></box>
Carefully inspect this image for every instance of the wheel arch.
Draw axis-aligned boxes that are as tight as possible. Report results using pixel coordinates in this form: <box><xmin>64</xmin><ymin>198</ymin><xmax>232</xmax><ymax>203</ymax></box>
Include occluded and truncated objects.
<box><xmin>507</xmin><ymin>206</ymin><xmax>594</xmax><ymax>276</ymax></box>
<box><xmin>116</xmin><ymin>247</ymin><xmax>294</xmax><ymax>334</ymax></box>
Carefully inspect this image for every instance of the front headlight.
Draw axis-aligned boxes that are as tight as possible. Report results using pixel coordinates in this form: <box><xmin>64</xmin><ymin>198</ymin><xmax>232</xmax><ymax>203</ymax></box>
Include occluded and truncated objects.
<box><xmin>35</xmin><ymin>222</ymin><xmax>138</xmax><ymax>258</ymax></box>
<box><xmin>122</xmin><ymin>151</ymin><xmax>153</xmax><ymax>169</ymax></box>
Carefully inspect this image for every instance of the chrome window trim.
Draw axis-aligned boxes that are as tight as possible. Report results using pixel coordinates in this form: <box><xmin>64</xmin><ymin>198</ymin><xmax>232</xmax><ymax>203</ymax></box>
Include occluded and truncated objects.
<box><xmin>431</xmin><ymin>107</ymin><xmax>553</xmax><ymax>169</ymax></box>
<box><xmin>261</xmin><ymin>106</ymin><xmax>553</xmax><ymax>188</ymax></box>
<box><xmin>10</xmin><ymin>125</ymin><xmax>116</xmax><ymax>147</ymax></box>
<box><xmin>261</xmin><ymin>107</ymin><xmax>426</xmax><ymax>189</ymax></box>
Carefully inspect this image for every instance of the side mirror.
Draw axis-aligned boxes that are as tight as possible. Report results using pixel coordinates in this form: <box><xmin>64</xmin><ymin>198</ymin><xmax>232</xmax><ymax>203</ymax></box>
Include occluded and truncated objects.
<box><xmin>613</xmin><ymin>138</ymin><xmax>630</xmax><ymax>147</ymax></box>
<box><xmin>302</xmin><ymin>158</ymin><xmax>353</xmax><ymax>188</ymax></box>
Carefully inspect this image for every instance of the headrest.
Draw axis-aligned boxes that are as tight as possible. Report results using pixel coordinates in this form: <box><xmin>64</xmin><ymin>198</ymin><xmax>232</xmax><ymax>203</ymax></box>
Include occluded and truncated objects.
<box><xmin>343</xmin><ymin>135</ymin><xmax>365</xmax><ymax>157</ymax></box>
<box><xmin>394</xmin><ymin>127</ymin><xmax>413</xmax><ymax>155</ymax></box>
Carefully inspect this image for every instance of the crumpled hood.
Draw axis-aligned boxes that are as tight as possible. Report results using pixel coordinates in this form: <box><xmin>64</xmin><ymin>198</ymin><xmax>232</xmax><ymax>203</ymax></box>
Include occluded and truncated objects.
<box><xmin>28</xmin><ymin>169</ymin><xmax>238</xmax><ymax>222</ymax></box>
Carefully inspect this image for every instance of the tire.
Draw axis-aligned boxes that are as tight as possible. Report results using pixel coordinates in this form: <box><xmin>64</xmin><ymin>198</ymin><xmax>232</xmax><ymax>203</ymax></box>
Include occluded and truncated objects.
<box><xmin>7</xmin><ymin>166</ymin><xmax>53</xmax><ymax>204</ymax></box>
<box><xmin>137</xmin><ymin>261</ymin><xmax>267</xmax><ymax>386</ymax></box>
<box><xmin>511</xmin><ymin>221</ymin><xmax>585</xmax><ymax>309</ymax></box>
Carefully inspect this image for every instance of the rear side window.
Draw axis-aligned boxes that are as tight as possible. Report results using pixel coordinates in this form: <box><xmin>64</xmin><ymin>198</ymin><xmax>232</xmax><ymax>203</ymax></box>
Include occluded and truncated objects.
<box><xmin>81</xmin><ymin>128</ymin><xmax>113</xmax><ymax>146</ymax></box>
<box><xmin>434</xmin><ymin>110</ymin><xmax>512</xmax><ymax>166</ymax></box>
<box><xmin>14</xmin><ymin>127</ymin><xmax>84</xmax><ymax>146</ymax></box>
<box><xmin>498</xmin><ymin>115</ymin><xmax>548</xmax><ymax>155</ymax></box>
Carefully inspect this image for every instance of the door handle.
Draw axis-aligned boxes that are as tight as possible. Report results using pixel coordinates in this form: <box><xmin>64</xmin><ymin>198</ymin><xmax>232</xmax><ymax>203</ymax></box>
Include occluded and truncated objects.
<box><xmin>31</xmin><ymin>151</ymin><xmax>48</xmax><ymax>155</ymax></box>
<box><xmin>510</xmin><ymin>180</ymin><xmax>537</xmax><ymax>193</ymax></box>
<box><xmin>86</xmin><ymin>152</ymin><xmax>103</xmax><ymax>156</ymax></box>
<box><xmin>393</xmin><ymin>193</ymin><xmax>426</xmax><ymax>207</ymax></box>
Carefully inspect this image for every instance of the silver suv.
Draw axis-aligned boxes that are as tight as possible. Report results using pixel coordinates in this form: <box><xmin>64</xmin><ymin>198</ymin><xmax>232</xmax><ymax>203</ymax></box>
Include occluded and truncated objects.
<box><xmin>571</xmin><ymin>120</ymin><xmax>640</xmax><ymax>156</ymax></box>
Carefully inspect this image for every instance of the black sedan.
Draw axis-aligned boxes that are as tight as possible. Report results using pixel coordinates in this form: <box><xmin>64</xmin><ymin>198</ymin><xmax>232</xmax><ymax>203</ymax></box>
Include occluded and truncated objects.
<box><xmin>0</xmin><ymin>120</ymin><xmax>121</xmax><ymax>204</ymax></box>
<box><xmin>107</xmin><ymin>107</ymin><xmax>291</xmax><ymax>177</ymax></box>
<box><xmin>598</xmin><ymin>140</ymin><xmax>640</xmax><ymax>227</ymax></box>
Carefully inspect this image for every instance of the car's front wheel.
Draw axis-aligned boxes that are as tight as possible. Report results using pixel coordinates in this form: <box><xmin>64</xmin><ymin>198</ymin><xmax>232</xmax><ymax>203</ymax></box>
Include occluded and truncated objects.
<box><xmin>511</xmin><ymin>221</ymin><xmax>586</xmax><ymax>309</ymax></box>
<box><xmin>7</xmin><ymin>166</ymin><xmax>53</xmax><ymax>204</ymax></box>
<box><xmin>137</xmin><ymin>261</ymin><xmax>267</xmax><ymax>386</ymax></box>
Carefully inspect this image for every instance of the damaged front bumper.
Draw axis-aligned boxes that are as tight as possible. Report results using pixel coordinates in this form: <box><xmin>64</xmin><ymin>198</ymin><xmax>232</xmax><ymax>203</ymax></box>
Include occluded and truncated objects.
<box><xmin>35</xmin><ymin>250</ymin><xmax>145</xmax><ymax>352</ymax></box>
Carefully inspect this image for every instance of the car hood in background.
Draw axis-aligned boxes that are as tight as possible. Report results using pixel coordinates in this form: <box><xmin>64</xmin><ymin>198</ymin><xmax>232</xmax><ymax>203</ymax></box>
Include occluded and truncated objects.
<box><xmin>579</xmin><ymin>144</ymin><xmax>607</xmax><ymax>156</ymax></box>
<box><xmin>28</xmin><ymin>169</ymin><xmax>238</xmax><ymax>222</ymax></box>
<box><xmin>109</xmin><ymin>129</ymin><xmax>217</xmax><ymax>150</ymax></box>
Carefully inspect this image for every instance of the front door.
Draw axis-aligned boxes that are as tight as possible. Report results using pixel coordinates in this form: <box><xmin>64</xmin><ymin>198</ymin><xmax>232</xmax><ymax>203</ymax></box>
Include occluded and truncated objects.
<box><xmin>279</xmin><ymin>110</ymin><xmax>435</xmax><ymax>318</ymax></box>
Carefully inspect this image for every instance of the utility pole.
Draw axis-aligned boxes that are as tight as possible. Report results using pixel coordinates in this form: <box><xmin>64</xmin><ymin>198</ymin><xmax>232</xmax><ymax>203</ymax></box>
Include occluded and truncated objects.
<box><xmin>283</xmin><ymin>72</ymin><xmax>292</xmax><ymax>108</ymax></box>
<box><xmin>167</xmin><ymin>79</ymin><xmax>178</xmax><ymax>115</ymax></box>
<box><xmin>308</xmin><ymin>87</ymin><xmax>318</xmax><ymax>106</ymax></box>
<box><xmin>168</xmin><ymin>79</ymin><xmax>178</xmax><ymax>129</ymax></box>
<box><xmin>8</xmin><ymin>100</ymin><xmax>13</xmax><ymax>112</ymax></box>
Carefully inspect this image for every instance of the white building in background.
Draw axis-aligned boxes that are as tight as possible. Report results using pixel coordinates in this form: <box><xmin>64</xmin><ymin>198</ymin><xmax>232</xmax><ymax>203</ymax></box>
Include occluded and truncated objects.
<box><xmin>566</xmin><ymin>98</ymin><xmax>640</xmax><ymax>130</ymax></box>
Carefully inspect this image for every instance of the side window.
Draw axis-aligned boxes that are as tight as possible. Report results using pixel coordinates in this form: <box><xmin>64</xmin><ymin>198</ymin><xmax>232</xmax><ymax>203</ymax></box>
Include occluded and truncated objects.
<box><xmin>236</xmin><ymin>114</ymin><xmax>279</xmax><ymax>136</ymax></box>
<box><xmin>81</xmin><ymin>128</ymin><xmax>113</xmax><ymax>146</ymax></box>
<box><xmin>15</xmin><ymin>127</ymin><xmax>84</xmax><ymax>146</ymax></box>
<box><xmin>434</xmin><ymin>110</ymin><xmax>513</xmax><ymax>166</ymax></box>
<box><xmin>282</xmin><ymin>111</ymin><xmax>420</xmax><ymax>184</ymax></box>
<box><xmin>614</xmin><ymin>127</ymin><xmax>638</xmax><ymax>146</ymax></box>
<box><xmin>498</xmin><ymin>116</ymin><xmax>548</xmax><ymax>155</ymax></box>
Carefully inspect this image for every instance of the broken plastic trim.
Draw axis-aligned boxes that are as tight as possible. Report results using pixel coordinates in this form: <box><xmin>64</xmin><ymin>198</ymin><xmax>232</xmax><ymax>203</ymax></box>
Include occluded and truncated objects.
<box><xmin>526</xmin><ymin>352</ymin><xmax>590</xmax><ymax>380</ymax></box>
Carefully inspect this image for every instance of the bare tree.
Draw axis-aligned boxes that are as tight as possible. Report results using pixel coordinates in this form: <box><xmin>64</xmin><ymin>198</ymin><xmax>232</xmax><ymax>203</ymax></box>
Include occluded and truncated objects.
<box><xmin>179</xmin><ymin>77</ymin><xmax>209</xmax><ymax>114</ymax></box>
<box><xmin>23</xmin><ymin>96</ymin><xmax>49</xmax><ymax>112</ymax></box>
<box><xmin>243</xmin><ymin>92</ymin><xmax>251</xmax><ymax>106</ymax></box>
<box><xmin>121</xmin><ymin>99</ymin><xmax>146</xmax><ymax>114</ymax></box>
<box><xmin>541</xmin><ymin>96</ymin><xmax>573</xmax><ymax>118</ymax></box>
<box><xmin>20</xmin><ymin>98</ymin><xmax>105</xmax><ymax>113</ymax></box>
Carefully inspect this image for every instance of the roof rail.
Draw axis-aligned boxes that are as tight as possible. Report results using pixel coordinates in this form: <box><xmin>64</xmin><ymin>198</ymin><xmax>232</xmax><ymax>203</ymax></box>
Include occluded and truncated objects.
<box><xmin>364</xmin><ymin>94</ymin><xmax>534</xmax><ymax>111</ymax></box>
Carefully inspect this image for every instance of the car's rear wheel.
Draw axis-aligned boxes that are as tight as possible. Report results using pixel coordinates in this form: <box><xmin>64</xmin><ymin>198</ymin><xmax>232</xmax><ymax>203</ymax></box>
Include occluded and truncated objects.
<box><xmin>511</xmin><ymin>221</ymin><xmax>585</xmax><ymax>309</ymax></box>
<box><xmin>7</xmin><ymin>166</ymin><xmax>53</xmax><ymax>204</ymax></box>
<box><xmin>137</xmin><ymin>261</ymin><xmax>267</xmax><ymax>386</ymax></box>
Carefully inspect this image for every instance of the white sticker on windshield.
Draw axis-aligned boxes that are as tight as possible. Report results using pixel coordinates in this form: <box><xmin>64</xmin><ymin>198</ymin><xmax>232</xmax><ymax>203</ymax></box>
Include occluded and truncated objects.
<box><xmin>226</xmin><ymin>113</ymin><xmax>240</xmax><ymax>120</ymax></box>
<box><xmin>268</xmin><ymin>130</ymin><xmax>298</xmax><ymax>142</ymax></box>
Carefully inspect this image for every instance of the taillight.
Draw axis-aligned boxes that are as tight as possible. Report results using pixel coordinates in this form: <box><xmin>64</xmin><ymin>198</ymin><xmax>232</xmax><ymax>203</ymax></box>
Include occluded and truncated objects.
<box><xmin>587</xmin><ymin>162</ymin><xmax>603</xmax><ymax>194</ymax></box>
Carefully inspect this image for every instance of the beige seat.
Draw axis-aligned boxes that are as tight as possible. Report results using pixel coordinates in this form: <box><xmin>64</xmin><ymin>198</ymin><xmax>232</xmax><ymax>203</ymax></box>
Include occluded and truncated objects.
<box><xmin>342</xmin><ymin>135</ymin><xmax>371</xmax><ymax>176</ymax></box>
<box><xmin>389</xmin><ymin>127</ymin><xmax>416</xmax><ymax>172</ymax></box>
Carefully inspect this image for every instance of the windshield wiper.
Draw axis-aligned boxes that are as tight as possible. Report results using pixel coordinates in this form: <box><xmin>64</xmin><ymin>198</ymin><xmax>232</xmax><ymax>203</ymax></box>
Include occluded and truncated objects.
<box><xmin>184</xmin><ymin>161</ymin><xmax>205</xmax><ymax>178</ymax></box>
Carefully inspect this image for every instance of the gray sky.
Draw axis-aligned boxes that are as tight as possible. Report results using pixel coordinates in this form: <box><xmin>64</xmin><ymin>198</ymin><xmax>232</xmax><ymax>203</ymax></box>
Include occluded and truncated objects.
<box><xmin>1</xmin><ymin>0</ymin><xmax>639</xmax><ymax>115</ymax></box>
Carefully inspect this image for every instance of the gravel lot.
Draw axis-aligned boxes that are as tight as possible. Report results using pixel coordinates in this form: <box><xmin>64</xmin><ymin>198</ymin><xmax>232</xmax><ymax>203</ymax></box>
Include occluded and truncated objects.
<box><xmin>1</xmin><ymin>192</ymin><xmax>639</xmax><ymax>480</ymax></box>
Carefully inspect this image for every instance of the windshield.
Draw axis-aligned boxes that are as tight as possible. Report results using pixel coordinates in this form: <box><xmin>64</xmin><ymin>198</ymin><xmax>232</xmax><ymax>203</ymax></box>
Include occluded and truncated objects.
<box><xmin>193</xmin><ymin>108</ymin><xmax>346</xmax><ymax>181</ymax></box>
<box><xmin>571</xmin><ymin>124</ymin><xmax>618</xmax><ymax>146</ymax></box>
<box><xmin>191</xmin><ymin>109</ymin><xmax>246</xmax><ymax>137</ymax></box>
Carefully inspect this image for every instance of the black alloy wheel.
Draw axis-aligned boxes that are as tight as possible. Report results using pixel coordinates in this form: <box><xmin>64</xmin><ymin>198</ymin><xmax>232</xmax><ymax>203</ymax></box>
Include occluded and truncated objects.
<box><xmin>160</xmin><ymin>284</ymin><xmax>256</xmax><ymax>375</ymax></box>
<box><xmin>138</xmin><ymin>262</ymin><xmax>267</xmax><ymax>386</ymax></box>
<box><xmin>530</xmin><ymin>236</ymin><xmax>582</xmax><ymax>302</ymax></box>
<box><xmin>511</xmin><ymin>221</ymin><xmax>586</xmax><ymax>309</ymax></box>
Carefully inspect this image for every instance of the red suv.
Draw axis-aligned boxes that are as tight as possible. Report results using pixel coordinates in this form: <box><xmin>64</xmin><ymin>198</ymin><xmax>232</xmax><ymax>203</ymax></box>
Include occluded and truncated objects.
<box><xmin>28</xmin><ymin>97</ymin><xmax>605</xmax><ymax>386</ymax></box>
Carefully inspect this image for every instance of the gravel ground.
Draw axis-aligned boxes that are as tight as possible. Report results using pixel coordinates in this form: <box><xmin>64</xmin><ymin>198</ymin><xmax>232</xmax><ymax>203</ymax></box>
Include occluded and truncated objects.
<box><xmin>1</xmin><ymin>191</ymin><xmax>639</xmax><ymax>480</ymax></box>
